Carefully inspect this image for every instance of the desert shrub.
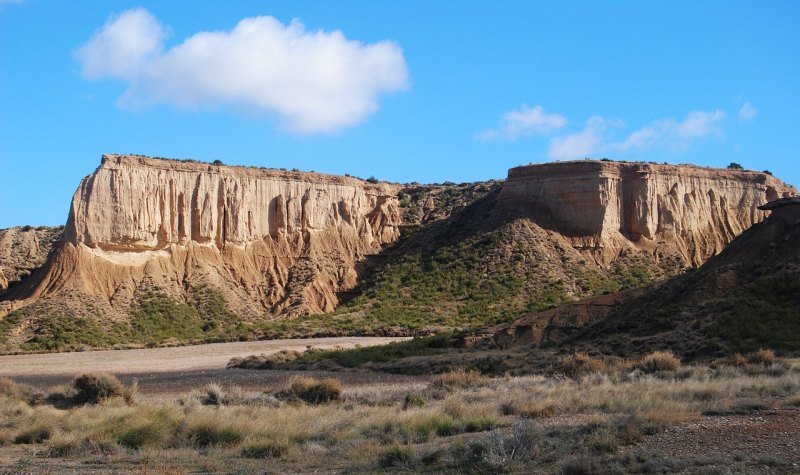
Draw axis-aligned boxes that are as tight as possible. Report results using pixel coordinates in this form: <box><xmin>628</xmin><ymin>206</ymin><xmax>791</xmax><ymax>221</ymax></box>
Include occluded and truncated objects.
<box><xmin>556</xmin><ymin>353</ymin><xmax>608</xmax><ymax>378</ymax></box>
<box><xmin>240</xmin><ymin>437</ymin><xmax>289</xmax><ymax>458</ymax></box>
<box><xmin>635</xmin><ymin>351</ymin><xmax>681</xmax><ymax>374</ymax></box>
<box><xmin>117</xmin><ymin>408</ymin><xmax>180</xmax><ymax>449</ymax></box>
<box><xmin>586</xmin><ymin>429</ymin><xmax>618</xmax><ymax>454</ymax></box>
<box><xmin>366</xmin><ymin>176</ymin><xmax>379</xmax><ymax>183</ymax></box>
<box><xmin>289</xmin><ymin>377</ymin><xmax>343</xmax><ymax>404</ymax></box>
<box><xmin>71</xmin><ymin>373</ymin><xmax>131</xmax><ymax>405</ymax></box>
<box><xmin>429</xmin><ymin>370</ymin><xmax>485</xmax><ymax>391</ymax></box>
<box><xmin>460</xmin><ymin>418</ymin><xmax>540</xmax><ymax>472</ymax></box>
<box><xmin>13</xmin><ymin>413</ymin><xmax>59</xmax><ymax>444</ymax></box>
<box><xmin>0</xmin><ymin>378</ymin><xmax>40</xmax><ymax>404</ymax></box>
<box><xmin>378</xmin><ymin>444</ymin><xmax>418</xmax><ymax>469</ymax></box>
<box><xmin>613</xmin><ymin>415</ymin><xmax>644</xmax><ymax>445</ymax></box>
<box><xmin>403</xmin><ymin>394</ymin><xmax>425</xmax><ymax>410</ymax></box>
<box><xmin>187</xmin><ymin>420</ymin><xmax>245</xmax><ymax>447</ymax></box>
<box><xmin>201</xmin><ymin>383</ymin><xmax>225</xmax><ymax>406</ymax></box>
<box><xmin>746</xmin><ymin>348</ymin><xmax>775</xmax><ymax>366</ymax></box>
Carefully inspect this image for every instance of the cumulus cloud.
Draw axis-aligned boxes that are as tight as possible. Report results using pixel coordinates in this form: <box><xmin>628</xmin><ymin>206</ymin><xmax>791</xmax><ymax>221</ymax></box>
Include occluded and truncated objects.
<box><xmin>548</xmin><ymin>109</ymin><xmax>726</xmax><ymax>160</ymax></box>
<box><xmin>738</xmin><ymin>102</ymin><xmax>757</xmax><ymax>123</ymax></box>
<box><xmin>477</xmin><ymin>105</ymin><xmax>566</xmax><ymax>141</ymax></box>
<box><xmin>76</xmin><ymin>8</ymin><xmax>409</xmax><ymax>133</ymax></box>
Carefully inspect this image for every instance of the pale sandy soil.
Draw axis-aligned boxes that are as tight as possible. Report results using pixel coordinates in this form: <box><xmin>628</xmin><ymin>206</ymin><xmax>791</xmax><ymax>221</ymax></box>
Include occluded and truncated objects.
<box><xmin>0</xmin><ymin>337</ymin><xmax>420</xmax><ymax>396</ymax></box>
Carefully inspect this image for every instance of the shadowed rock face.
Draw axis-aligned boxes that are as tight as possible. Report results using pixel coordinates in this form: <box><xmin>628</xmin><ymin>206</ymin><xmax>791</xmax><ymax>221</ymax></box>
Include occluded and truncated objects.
<box><xmin>497</xmin><ymin>161</ymin><xmax>795</xmax><ymax>266</ymax></box>
<box><xmin>6</xmin><ymin>155</ymin><xmax>403</xmax><ymax>320</ymax></box>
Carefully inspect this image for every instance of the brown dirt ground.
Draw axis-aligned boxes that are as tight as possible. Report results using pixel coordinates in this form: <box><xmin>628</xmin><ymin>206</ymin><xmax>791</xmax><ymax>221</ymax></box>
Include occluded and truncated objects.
<box><xmin>0</xmin><ymin>337</ymin><xmax>421</xmax><ymax>397</ymax></box>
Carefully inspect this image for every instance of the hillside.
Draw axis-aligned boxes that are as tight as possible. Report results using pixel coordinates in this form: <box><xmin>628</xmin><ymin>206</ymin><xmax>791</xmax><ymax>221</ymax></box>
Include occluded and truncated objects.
<box><xmin>0</xmin><ymin>156</ymin><xmax>794</xmax><ymax>352</ymax></box>
<box><xmin>475</xmin><ymin>196</ymin><xmax>800</xmax><ymax>360</ymax></box>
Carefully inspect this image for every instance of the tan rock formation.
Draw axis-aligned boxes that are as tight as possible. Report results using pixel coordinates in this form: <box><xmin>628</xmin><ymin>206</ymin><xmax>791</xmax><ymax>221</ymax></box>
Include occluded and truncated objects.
<box><xmin>8</xmin><ymin>155</ymin><xmax>402</xmax><ymax>319</ymax></box>
<box><xmin>497</xmin><ymin>161</ymin><xmax>795</xmax><ymax>266</ymax></box>
<box><xmin>0</xmin><ymin>226</ymin><xmax>62</xmax><ymax>292</ymax></box>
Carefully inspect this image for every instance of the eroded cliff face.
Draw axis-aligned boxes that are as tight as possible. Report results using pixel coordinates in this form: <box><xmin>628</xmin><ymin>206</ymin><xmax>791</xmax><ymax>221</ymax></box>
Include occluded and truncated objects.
<box><xmin>10</xmin><ymin>155</ymin><xmax>402</xmax><ymax>319</ymax></box>
<box><xmin>496</xmin><ymin>161</ymin><xmax>796</xmax><ymax>266</ymax></box>
<box><xmin>0</xmin><ymin>226</ymin><xmax>63</xmax><ymax>293</ymax></box>
<box><xmin>1</xmin><ymin>156</ymin><xmax>796</xmax><ymax>351</ymax></box>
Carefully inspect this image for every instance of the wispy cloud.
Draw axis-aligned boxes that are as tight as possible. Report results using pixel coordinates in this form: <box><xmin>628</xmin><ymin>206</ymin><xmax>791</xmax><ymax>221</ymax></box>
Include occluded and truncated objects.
<box><xmin>76</xmin><ymin>8</ymin><xmax>409</xmax><ymax>134</ymax></box>
<box><xmin>477</xmin><ymin>104</ymin><xmax>566</xmax><ymax>141</ymax></box>
<box><xmin>548</xmin><ymin>109</ymin><xmax>726</xmax><ymax>160</ymax></box>
<box><xmin>738</xmin><ymin>102</ymin><xmax>757</xmax><ymax>123</ymax></box>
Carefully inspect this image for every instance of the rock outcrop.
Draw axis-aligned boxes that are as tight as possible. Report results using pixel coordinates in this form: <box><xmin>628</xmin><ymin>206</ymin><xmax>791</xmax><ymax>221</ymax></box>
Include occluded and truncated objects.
<box><xmin>497</xmin><ymin>161</ymin><xmax>795</xmax><ymax>266</ymax></box>
<box><xmin>6</xmin><ymin>155</ymin><xmax>402</xmax><ymax>320</ymax></box>
<box><xmin>0</xmin><ymin>226</ymin><xmax>63</xmax><ymax>293</ymax></box>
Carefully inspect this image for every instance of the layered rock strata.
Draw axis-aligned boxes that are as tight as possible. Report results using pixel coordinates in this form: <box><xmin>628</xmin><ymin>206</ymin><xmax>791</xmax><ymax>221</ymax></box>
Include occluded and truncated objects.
<box><xmin>6</xmin><ymin>155</ymin><xmax>402</xmax><ymax>319</ymax></box>
<box><xmin>496</xmin><ymin>161</ymin><xmax>795</xmax><ymax>266</ymax></box>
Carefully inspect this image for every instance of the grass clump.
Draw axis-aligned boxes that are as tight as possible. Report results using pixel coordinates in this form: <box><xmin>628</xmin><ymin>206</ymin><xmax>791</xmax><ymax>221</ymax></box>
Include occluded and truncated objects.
<box><xmin>288</xmin><ymin>376</ymin><xmax>343</xmax><ymax>404</ymax></box>
<box><xmin>555</xmin><ymin>353</ymin><xmax>608</xmax><ymax>378</ymax></box>
<box><xmin>403</xmin><ymin>394</ymin><xmax>426</xmax><ymax>410</ymax></box>
<box><xmin>240</xmin><ymin>437</ymin><xmax>289</xmax><ymax>458</ymax></box>
<box><xmin>378</xmin><ymin>444</ymin><xmax>418</xmax><ymax>469</ymax></box>
<box><xmin>635</xmin><ymin>351</ymin><xmax>681</xmax><ymax>374</ymax></box>
<box><xmin>429</xmin><ymin>370</ymin><xmax>485</xmax><ymax>391</ymax></box>
<box><xmin>746</xmin><ymin>348</ymin><xmax>776</xmax><ymax>366</ymax></box>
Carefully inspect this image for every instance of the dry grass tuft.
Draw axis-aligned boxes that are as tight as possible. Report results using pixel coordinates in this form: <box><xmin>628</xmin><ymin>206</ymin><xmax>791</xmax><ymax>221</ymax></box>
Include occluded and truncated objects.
<box><xmin>288</xmin><ymin>376</ymin><xmax>343</xmax><ymax>404</ymax></box>
<box><xmin>428</xmin><ymin>370</ymin><xmax>486</xmax><ymax>391</ymax></box>
<box><xmin>555</xmin><ymin>353</ymin><xmax>608</xmax><ymax>378</ymax></box>
<box><xmin>240</xmin><ymin>436</ymin><xmax>289</xmax><ymax>458</ymax></box>
<box><xmin>635</xmin><ymin>351</ymin><xmax>681</xmax><ymax>374</ymax></box>
<box><xmin>747</xmin><ymin>348</ymin><xmax>776</xmax><ymax>366</ymax></box>
<box><xmin>71</xmin><ymin>373</ymin><xmax>135</xmax><ymax>405</ymax></box>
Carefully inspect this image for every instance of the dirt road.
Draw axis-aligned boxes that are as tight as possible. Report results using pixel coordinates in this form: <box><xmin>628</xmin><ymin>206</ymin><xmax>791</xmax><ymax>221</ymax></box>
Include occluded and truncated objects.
<box><xmin>0</xmin><ymin>337</ymin><xmax>420</xmax><ymax>396</ymax></box>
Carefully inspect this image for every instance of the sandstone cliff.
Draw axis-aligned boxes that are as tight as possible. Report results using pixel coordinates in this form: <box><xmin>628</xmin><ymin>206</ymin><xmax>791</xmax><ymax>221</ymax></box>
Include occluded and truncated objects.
<box><xmin>7</xmin><ymin>155</ymin><xmax>403</xmax><ymax>320</ymax></box>
<box><xmin>0</xmin><ymin>156</ymin><xmax>795</xmax><ymax>352</ymax></box>
<box><xmin>497</xmin><ymin>161</ymin><xmax>794</xmax><ymax>266</ymax></box>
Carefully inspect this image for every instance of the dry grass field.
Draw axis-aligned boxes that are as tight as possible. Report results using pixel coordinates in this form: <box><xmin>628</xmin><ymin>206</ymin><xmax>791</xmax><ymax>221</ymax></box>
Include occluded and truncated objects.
<box><xmin>1</xmin><ymin>352</ymin><xmax>798</xmax><ymax>474</ymax></box>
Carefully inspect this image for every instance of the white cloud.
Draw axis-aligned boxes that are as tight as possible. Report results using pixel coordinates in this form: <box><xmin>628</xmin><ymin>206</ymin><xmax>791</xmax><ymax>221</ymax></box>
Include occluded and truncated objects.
<box><xmin>738</xmin><ymin>102</ymin><xmax>757</xmax><ymax>123</ymax></box>
<box><xmin>77</xmin><ymin>8</ymin><xmax>165</xmax><ymax>80</ymax></box>
<box><xmin>77</xmin><ymin>9</ymin><xmax>409</xmax><ymax>134</ymax></box>
<box><xmin>477</xmin><ymin>105</ymin><xmax>566</xmax><ymax>141</ymax></box>
<box><xmin>548</xmin><ymin>109</ymin><xmax>726</xmax><ymax>160</ymax></box>
<box><xmin>548</xmin><ymin>116</ymin><xmax>608</xmax><ymax>159</ymax></box>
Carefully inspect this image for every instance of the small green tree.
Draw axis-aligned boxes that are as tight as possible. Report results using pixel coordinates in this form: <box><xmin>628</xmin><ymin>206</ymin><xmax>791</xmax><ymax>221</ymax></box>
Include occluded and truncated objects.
<box><xmin>727</xmin><ymin>162</ymin><xmax>743</xmax><ymax>170</ymax></box>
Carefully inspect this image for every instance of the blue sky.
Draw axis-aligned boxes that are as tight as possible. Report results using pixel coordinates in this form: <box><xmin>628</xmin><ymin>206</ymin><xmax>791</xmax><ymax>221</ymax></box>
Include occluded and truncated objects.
<box><xmin>1</xmin><ymin>1</ymin><xmax>798</xmax><ymax>227</ymax></box>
